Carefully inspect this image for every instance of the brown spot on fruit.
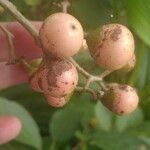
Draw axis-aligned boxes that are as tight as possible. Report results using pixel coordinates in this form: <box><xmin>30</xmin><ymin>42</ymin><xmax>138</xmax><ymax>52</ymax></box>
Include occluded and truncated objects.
<box><xmin>110</xmin><ymin>25</ymin><xmax>122</xmax><ymax>41</ymax></box>
<box><xmin>38</xmin><ymin>77</ymin><xmax>43</xmax><ymax>90</ymax></box>
<box><xmin>120</xmin><ymin>111</ymin><xmax>124</xmax><ymax>114</ymax></box>
<box><xmin>47</xmin><ymin>71</ymin><xmax>57</xmax><ymax>87</ymax></box>
<box><xmin>118</xmin><ymin>84</ymin><xmax>127</xmax><ymax>90</ymax></box>
<box><xmin>71</xmin><ymin>24</ymin><xmax>76</xmax><ymax>30</ymax></box>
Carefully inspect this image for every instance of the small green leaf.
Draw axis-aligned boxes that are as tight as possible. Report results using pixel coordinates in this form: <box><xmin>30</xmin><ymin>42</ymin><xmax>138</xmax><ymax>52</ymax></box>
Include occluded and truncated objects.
<box><xmin>129</xmin><ymin>121</ymin><xmax>150</xmax><ymax>137</ymax></box>
<box><xmin>71</xmin><ymin>0</ymin><xmax>110</xmax><ymax>30</ymax></box>
<box><xmin>95</xmin><ymin>101</ymin><xmax>113</xmax><ymax>131</ymax></box>
<box><xmin>91</xmin><ymin>131</ymin><xmax>149</xmax><ymax>150</ymax></box>
<box><xmin>50</xmin><ymin>94</ymin><xmax>94</xmax><ymax>141</ymax></box>
<box><xmin>0</xmin><ymin>98</ymin><xmax>42</xmax><ymax>150</ymax></box>
<box><xmin>50</xmin><ymin>106</ymin><xmax>81</xmax><ymax>141</ymax></box>
<box><xmin>127</xmin><ymin>0</ymin><xmax>150</xmax><ymax>47</ymax></box>
<box><xmin>0</xmin><ymin>141</ymin><xmax>35</xmax><ymax>150</ymax></box>
<box><xmin>115</xmin><ymin>108</ymin><xmax>143</xmax><ymax>132</ymax></box>
<box><xmin>24</xmin><ymin>0</ymin><xmax>41</xmax><ymax>6</ymax></box>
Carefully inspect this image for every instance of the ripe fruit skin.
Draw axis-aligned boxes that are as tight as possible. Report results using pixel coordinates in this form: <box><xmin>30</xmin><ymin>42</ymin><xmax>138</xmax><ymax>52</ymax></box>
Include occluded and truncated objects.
<box><xmin>29</xmin><ymin>70</ymin><xmax>43</xmax><ymax>93</ymax></box>
<box><xmin>41</xmin><ymin>58</ymin><xmax>78</xmax><ymax>97</ymax></box>
<box><xmin>86</xmin><ymin>24</ymin><xmax>135</xmax><ymax>70</ymax></box>
<box><xmin>111</xmin><ymin>54</ymin><xmax>136</xmax><ymax>76</ymax></box>
<box><xmin>121</xmin><ymin>54</ymin><xmax>136</xmax><ymax>73</ymax></box>
<box><xmin>40</xmin><ymin>13</ymin><xmax>84</xmax><ymax>57</ymax></box>
<box><xmin>0</xmin><ymin>116</ymin><xmax>22</xmax><ymax>145</ymax></box>
<box><xmin>45</xmin><ymin>95</ymin><xmax>67</xmax><ymax>107</ymax></box>
<box><xmin>101</xmin><ymin>83</ymin><xmax>139</xmax><ymax>115</ymax></box>
<box><xmin>29</xmin><ymin>57</ymin><xmax>78</xmax><ymax>98</ymax></box>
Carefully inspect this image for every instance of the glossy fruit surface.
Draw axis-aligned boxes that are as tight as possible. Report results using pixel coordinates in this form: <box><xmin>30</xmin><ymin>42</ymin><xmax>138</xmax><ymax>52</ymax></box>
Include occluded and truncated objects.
<box><xmin>86</xmin><ymin>24</ymin><xmax>135</xmax><ymax>70</ymax></box>
<box><xmin>101</xmin><ymin>83</ymin><xmax>139</xmax><ymax>115</ymax></box>
<box><xmin>40</xmin><ymin>13</ymin><xmax>84</xmax><ymax>57</ymax></box>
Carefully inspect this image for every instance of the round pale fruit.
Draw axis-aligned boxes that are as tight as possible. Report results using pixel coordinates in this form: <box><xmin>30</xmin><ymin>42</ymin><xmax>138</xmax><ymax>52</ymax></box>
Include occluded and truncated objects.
<box><xmin>86</xmin><ymin>24</ymin><xmax>135</xmax><ymax>70</ymax></box>
<box><xmin>45</xmin><ymin>95</ymin><xmax>67</xmax><ymax>108</ymax></box>
<box><xmin>101</xmin><ymin>83</ymin><xmax>139</xmax><ymax>115</ymax></box>
<box><xmin>42</xmin><ymin>58</ymin><xmax>78</xmax><ymax>97</ymax></box>
<box><xmin>32</xmin><ymin>57</ymin><xmax>78</xmax><ymax>97</ymax></box>
<box><xmin>0</xmin><ymin>116</ymin><xmax>22</xmax><ymax>145</ymax></box>
<box><xmin>40</xmin><ymin>12</ymin><xmax>84</xmax><ymax>57</ymax></box>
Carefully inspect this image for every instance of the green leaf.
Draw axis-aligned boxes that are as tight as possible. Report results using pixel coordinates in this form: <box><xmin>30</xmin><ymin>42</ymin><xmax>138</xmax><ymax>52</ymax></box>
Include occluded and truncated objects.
<box><xmin>24</xmin><ymin>0</ymin><xmax>41</xmax><ymax>6</ymax></box>
<box><xmin>0</xmin><ymin>98</ymin><xmax>42</xmax><ymax>150</ymax></box>
<box><xmin>129</xmin><ymin>121</ymin><xmax>150</xmax><ymax>137</ymax></box>
<box><xmin>50</xmin><ymin>94</ymin><xmax>94</xmax><ymax>141</ymax></box>
<box><xmin>0</xmin><ymin>141</ymin><xmax>35</xmax><ymax>150</ymax></box>
<box><xmin>115</xmin><ymin>108</ymin><xmax>143</xmax><ymax>132</ymax></box>
<box><xmin>95</xmin><ymin>102</ymin><xmax>113</xmax><ymax>131</ymax></box>
<box><xmin>90</xmin><ymin>131</ymin><xmax>150</xmax><ymax>150</ymax></box>
<box><xmin>71</xmin><ymin>0</ymin><xmax>111</xmax><ymax>30</ymax></box>
<box><xmin>0</xmin><ymin>84</ymin><xmax>55</xmax><ymax>135</ymax></box>
<box><xmin>127</xmin><ymin>0</ymin><xmax>150</xmax><ymax>47</ymax></box>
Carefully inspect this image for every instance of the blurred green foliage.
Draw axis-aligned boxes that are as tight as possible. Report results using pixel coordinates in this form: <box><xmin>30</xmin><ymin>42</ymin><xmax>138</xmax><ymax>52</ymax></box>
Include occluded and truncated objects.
<box><xmin>0</xmin><ymin>0</ymin><xmax>150</xmax><ymax>149</ymax></box>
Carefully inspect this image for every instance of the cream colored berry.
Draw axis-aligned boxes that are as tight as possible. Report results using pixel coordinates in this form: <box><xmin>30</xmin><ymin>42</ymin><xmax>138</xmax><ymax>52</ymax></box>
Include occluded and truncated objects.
<box><xmin>40</xmin><ymin>13</ymin><xmax>84</xmax><ymax>57</ymax></box>
<box><xmin>101</xmin><ymin>83</ymin><xmax>139</xmax><ymax>115</ymax></box>
<box><xmin>86</xmin><ymin>24</ymin><xmax>135</xmax><ymax>70</ymax></box>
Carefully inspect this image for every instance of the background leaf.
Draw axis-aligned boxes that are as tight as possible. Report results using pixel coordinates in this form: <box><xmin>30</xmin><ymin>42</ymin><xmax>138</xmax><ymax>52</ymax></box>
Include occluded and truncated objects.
<box><xmin>95</xmin><ymin>101</ymin><xmax>113</xmax><ymax>131</ymax></box>
<box><xmin>24</xmin><ymin>0</ymin><xmax>41</xmax><ymax>6</ymax></box>
<box><xmin>127</xmin><ymin>0</ymin><xmax>150</xmax><ymax>47</ymax></box>
<box><xmin>115</xmin><ymin>108</ymin><xmax>143</xmax><ymax>132</ymax></box>
<box><xmin>0</xmin><ymin>98</ymin><xmax>42</xmax><ymax>150</ymax></box>
<box><xmin>50</xmin><ymin>93</ymin><xmax>94</xmax><ymax>141</ymax></box>
<box><xmin>90</xmin><ymin>131</ymin><xmax>150</xmax><ymax>150</ymax></box>
<box><xmin>0</xmin><ymin>141</ymin><xmax>35</xmax><ymax>150</ymax></box>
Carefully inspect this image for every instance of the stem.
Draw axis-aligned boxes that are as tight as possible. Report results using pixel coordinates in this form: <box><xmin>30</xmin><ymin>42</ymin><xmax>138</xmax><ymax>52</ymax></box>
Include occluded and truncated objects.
<box><xmin>0</xmin><ymin>24</ymin><xmax>17</xmax><ymax>64</ymax></box>
<box><xmin>75</xmin><ymin>86</ymin><xmax>104</xmax><ymax>100</ymax></box>
<box><xmin>0</xmin><ymin>0</ymin><xmax>113</xmax><ymax>100</ymax></box>
<box><xmin>69</xmin><ymin>57</ymin><xmax>91</xmax><ymax>78</ymax></box>
<box><xmin>0</xmin><ymin>0</ymin><xmax>40</xmax><ymax>45</ymax></box>
<box><xmin>99</xmin><ymin>70</ymin><xmax>113</xmax><ymax>78</ymax></box>
<box><xmin>60</xmin><ymin>0</ymin><xmax>70</xmax><ymax>13</ymax></box>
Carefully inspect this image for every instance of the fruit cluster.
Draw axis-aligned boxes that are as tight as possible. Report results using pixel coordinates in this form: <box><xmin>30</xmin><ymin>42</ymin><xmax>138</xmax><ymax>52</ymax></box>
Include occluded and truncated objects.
<box><xmin>29</xmin><ymin>12</ymin><xmax>139</xmax><ymax>115</ymax></box>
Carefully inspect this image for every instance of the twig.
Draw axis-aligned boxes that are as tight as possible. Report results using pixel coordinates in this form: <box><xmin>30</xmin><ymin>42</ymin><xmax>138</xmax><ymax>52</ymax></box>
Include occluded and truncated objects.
<box><xmin>0</xmin><ymin>24</ymin><xmax>16</xmax><ymax>64</ymax></box>
<box><xmin>0</xmin><ymin>0</ymin><xmax>40</xmax><ymax>45</ymax></box>
<box><xmin>69</xmin><ymin>57</ymin><xmax>112</xmax><ymax>90</ymax></box>
<box><xmin>69</xmin><ymin>57</ymin><xmax>90</xmax><ymax>78</ymax></box>
<box><xmin>99</xmin><ymin>70</ymin><xmax>113</xmax><ymax>79</ymax></box>
<box><xmin>75</xmin><ymin>86</ymin><xmax>97</xmax><ymax>100</ymax></box>
<box><xmin>60</xmin><ymin>0</ymin><xmax>70</xmax><ymax>13</ymax></box>
<box><xmin>0</xmin><ymin>0</ymin><xmax>113</xmax><ymax>100</ymax></box>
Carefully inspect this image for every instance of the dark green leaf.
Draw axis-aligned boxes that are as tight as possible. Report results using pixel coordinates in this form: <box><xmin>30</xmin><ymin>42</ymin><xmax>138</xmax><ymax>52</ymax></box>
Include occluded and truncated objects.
<box><xmin>71</xmin><ymin>0</ymin><xmax>111</xmax><ymax>30</ymax></box>
<box><xmin>50</xmin><ymin>94</ymin><xmax>94</xmax><ymax>141</ymax></box>
<box><xmin>0</xmin><ymin>98</ymin><xmax>42</xmax><ymax>150</ymax></box>
<box><xmin>24</xmin><ymin>0</ymin><xmax>41</xmax><ymax>6</ymax></box>
<box><xmin>0</xmin><ymin>141</ymin><xmax>35</xmax><ymax>150</ymax></box>
<box><xmin>95</xmin><ymin>102</ymin><xmax>113</xmax><ymax>131</ymax></box>
<box><xmin>90</xmin><ymin>131</ymin><xmax>150</xmax><ymax>150</ymax></box>
<box><xmin>115</xmin><ymin>108</ymin><xmax>143</xmax><ymax>132</ymax></box>
<box><xmin>127</xmin><ymin>0</ymin><xmax>150</xmax><ymax>47</ymax></box>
